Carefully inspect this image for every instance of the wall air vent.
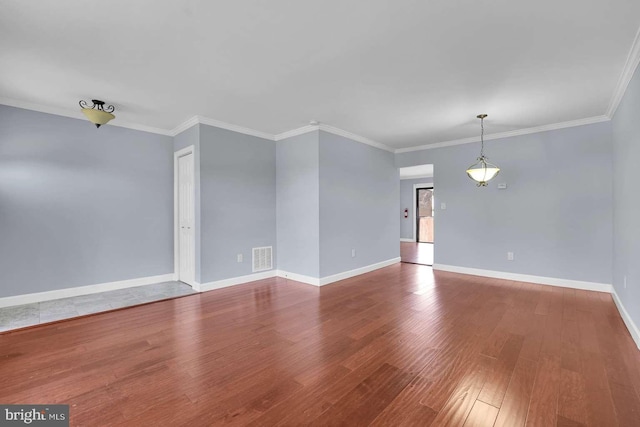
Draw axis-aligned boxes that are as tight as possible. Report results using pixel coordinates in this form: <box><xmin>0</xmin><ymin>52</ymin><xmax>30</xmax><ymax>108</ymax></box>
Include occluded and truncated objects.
<box><xmin>252</xmin><ymin>246</ymin><xmax>273</xmax><ymax>272</ymax></box>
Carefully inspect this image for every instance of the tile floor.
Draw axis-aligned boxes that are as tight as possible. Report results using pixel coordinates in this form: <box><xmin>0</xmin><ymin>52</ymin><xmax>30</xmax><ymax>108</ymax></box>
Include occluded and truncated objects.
<box><xmin>0</xmin><ymin>281</ymin><xmax>195</xmax><ymax>332</ymax></box>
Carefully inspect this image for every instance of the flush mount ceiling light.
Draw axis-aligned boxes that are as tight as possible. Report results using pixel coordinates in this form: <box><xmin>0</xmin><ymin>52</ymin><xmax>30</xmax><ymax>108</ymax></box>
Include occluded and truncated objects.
<box><xmin>466</xmin><ymin>114</ymin><xmax>500</xmax><ymax>186</ymax></box>
<box><xmin>79</xmin><ymin>99</ymin><xmax>115</xmax><ymax>128</ymax></box>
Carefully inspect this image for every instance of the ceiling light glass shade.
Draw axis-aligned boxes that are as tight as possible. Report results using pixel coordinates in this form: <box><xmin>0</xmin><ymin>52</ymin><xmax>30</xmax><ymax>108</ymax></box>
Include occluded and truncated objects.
<box><xmin>466</xmin><ymin>156</ymin><xmax>500</xmax><ymax>186</ymax></box>
<box><xmin>81</xmin><ymin>108</ymin><xmax>115</xmax><ymax>128</ymax></box>
<box><xmin>79</xmin><ymin>99</ymin><xmax>115</xmax><ymax>128</ymax></box>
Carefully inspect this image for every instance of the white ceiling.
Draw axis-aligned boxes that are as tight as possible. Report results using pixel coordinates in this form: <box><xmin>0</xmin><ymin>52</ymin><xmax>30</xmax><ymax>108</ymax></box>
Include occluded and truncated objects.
<box><xmin>1</xmin><ymin>1</ymin><xmax>639</xmax><ymax>150</ymax></box>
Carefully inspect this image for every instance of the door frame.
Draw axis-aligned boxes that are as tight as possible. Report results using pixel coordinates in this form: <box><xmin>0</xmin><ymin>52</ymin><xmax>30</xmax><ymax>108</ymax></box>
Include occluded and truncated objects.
<box><xmin>174</xmin><ymin>145</ymin><xmax>197</xmax><ymax>288</ymax></box>
<box><xmin>412</xmin><ymin>182</ymin><xmax>433</xmax><ymax>243</ymax></box>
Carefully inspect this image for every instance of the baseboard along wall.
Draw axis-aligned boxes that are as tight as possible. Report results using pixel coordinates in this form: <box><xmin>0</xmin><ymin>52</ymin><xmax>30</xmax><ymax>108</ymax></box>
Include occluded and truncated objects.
<box><xmin>611</xmin><ymin>289</ymin><xmax>640</xmax><ymax>350</ymax></box>
<box><xmin>432</xmin><ymin>263</ymin><xmax>639</xmax><ymax>350</ymax></box>
<box><xmin>2</xmin><ymin>260</ymin><xmax>637</xmax><ymax>351</ymax></box>
<box><xmin>432</xmin><ymin>263</ymin><xmax>612</xmax><ymax>293</ymax></box>
<box><xmin>199</xmin><ymin>270</ymin><xmax>277</xmax><ymax>292</ymax></box>
<box><xmin>277</xmin><ymin>257</ymin><xmax>401</xmax><ymax>287</ymax></box>
<box><xmin>0</xmin><ymin>273</ymin><xmax>177</xmax><ymax>309</ymax></box>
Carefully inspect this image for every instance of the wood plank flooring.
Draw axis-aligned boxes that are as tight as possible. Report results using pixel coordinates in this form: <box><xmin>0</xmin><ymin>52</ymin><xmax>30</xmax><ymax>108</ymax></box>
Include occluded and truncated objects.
<box><xmin>400</xmin><ymin>242</ymin><xmax>434</xmax><ymax>266</ymax></box>
<box><xmin>1</xmin><ymin>263</ymin><xmax>639</xmax><ymax>426</ymax></box>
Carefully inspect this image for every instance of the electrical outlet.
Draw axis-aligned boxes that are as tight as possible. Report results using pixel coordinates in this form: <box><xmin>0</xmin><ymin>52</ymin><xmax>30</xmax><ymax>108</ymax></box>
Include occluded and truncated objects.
<box><xmin>507</xmin><ymin>252</ymin><xmax>514</xmax><ymax>261</ymax></box>
<box><xmin>351</xmin><ymin>249</ymin><xmax>356</xmax><ymax>258</ymax></box>
<box><xmin>441</xmin><ymin>202</ymin><xmax>447</xmax><ymax>210</ymax></box>
<box><xmin>624</xmin><ymin>275</ymin><xmax>627</xmax><ymax>289</ymax></box>
<box><xmin>237</xmin><ymin>254</ymin><xmax>243</xmax><ymax>263</ymax></box>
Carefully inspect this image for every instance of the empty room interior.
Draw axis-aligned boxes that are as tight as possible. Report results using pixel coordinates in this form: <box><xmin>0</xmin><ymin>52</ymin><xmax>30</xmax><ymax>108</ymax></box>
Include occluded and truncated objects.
<box><xmin>2</xmin><ymin>1</ymin><xmax>640</xmax><ymax>426</ymax></box>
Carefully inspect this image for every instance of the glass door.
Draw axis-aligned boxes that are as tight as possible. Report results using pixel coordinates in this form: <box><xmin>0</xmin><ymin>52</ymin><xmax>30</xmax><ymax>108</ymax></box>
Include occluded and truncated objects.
<box><xmin>416</xmin><ymin>188</ymin><xmax>434</xmax><ymax>243</ymax></box>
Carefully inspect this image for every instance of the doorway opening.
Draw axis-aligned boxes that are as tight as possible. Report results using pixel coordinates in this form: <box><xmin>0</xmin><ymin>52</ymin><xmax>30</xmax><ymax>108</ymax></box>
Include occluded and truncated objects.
<box><xmin>399</xmin><ymin>164</ymin><xmax>435</xmax><ymax>267</ymax></box>
<box><xmin>401</xmin><ymin>185</ymin><xmax>434</xmax><ymax>266</ymax></box>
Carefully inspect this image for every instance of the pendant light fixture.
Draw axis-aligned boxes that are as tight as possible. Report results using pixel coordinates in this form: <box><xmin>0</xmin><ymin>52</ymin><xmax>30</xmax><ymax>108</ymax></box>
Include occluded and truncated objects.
<box><xmin>466</xmin><ymin>114</ymin><xmax>500</xmax><ymax>186</ymax></box>
<box><xmin>79</xmin><ymin>99</ymin><xmax>115</xmax><ymax>128</ymax></box>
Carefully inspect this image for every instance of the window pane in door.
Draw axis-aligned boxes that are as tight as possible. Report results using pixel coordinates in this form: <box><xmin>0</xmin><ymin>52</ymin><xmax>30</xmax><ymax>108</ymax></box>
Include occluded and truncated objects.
<box><xmin>417</xmin><ymin>189</ymin><xmax>434</xmax><ymax>243</ymax></box>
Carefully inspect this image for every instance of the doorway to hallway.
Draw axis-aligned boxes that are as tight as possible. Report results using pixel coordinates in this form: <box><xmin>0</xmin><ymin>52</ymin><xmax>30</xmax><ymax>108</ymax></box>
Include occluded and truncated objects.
<box><xmin>401</xmin><ymin>185</ymin><xmax>434</xmax><ymax>266</ymax></box>
<box><xmin>401</xmin><ymin>186</ymin><xmax>434</xmax><ymax>266</ymax></box>
<box><xmin>398</xmin><ymin>165</ymin><xmax>434</xmax><ymax>267</ymax></box>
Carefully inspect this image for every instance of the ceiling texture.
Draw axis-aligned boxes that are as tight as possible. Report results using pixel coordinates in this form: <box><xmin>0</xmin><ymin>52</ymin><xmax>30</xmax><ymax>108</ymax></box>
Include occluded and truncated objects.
<box><xmin>1</xmin><ymin>0</ymin><xmax>640</xmax><ymax>151</ymax></box>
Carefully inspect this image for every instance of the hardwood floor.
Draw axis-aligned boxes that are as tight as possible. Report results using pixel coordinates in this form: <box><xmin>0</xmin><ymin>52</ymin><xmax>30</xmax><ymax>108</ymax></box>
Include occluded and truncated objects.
<box><xmin>401</xmin><ymin>242</ymin><xmax>434</xmax><ymax>265</ymax></box>
<box><xmin>1</xmin><ymin>263</ymin><xmax>639</xmax><ymax>426</ymax></box>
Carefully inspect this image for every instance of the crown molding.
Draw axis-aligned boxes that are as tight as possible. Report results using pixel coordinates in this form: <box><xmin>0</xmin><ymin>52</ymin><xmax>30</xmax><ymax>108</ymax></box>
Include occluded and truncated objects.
<box><xmin>607</xmin><ymin>26</ymin><xmax>640</xmax><ymax>118</ymax></box>
<box><xmin>274</xmin><ymin>122</ymin><xmax>395</xmax><ymax>152</ymax></box>
<box><xmin>0</xmin><ymin>98</ymin><xmax>622</xmax><ymax>154</ymax></box>
<box><xmin>274</xmin><ymin>124</ymin><xmax>319</xmax><ymax>141</ymax></box>
<box><xmin>169</xmin><ymin>115</ymin><xmax>275</xmax><ymax>140</ymax></box>
<box><xmin>318</xmin><ymin>123</ymin><xmax>395</xmax><ymax>152</ymax></box>
<box><xmin>196</xmin><ymin>115</ymin><xmax>274</xmax><ymax>140</ymax></box>
<box><xmin>0</xmin><ymin>96</ymin><xmax>173</xmax><ymax>136</ymax></box>
<box><xmin>169</xmin><ymin>116</ymin><xmax>200</xmax><ymax>136</ymax></box>
<box><xmin>0</xmin><ymin>98</ymin><xmax>390</xmax><ymax>149</ymax></box>
<box><xmin>394</xmin><ymin>115</ymin><xmax>610</xmax><ymax>153</ymax></box>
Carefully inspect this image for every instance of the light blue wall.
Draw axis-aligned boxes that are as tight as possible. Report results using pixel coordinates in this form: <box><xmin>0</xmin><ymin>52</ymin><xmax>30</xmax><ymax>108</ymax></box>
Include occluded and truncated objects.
<box><xmin>173</xmin><ymin>125</ymin><xmax>201</xmax><ymax>282</ymax></box>
<box><xmin>400</xmin><ymin>178</ymin><xmax>433</xmax><ymax>240</ymax></box>
<box><xmin>0</xmin><ymin>105</ymin><xmax>174</xmax><ymax>298</ymax></box>
<box><xmin>276</xmin><ymin>131</ymin><xmax>320</xmax><ymax>277</ymax></box>
<box><xmin>612</xmin><ymin>65</ymin><xmax>640</xmax><ymax>329</ymax></box>
<box><xmin>199</xmin><ymin>124</ymin><xmax>276</xmax><ymax>283</ymax></box>
<box><xmin>319</xmin><ymin>131</ymin><xmax>399</xmax><ymax>277</ymax></box>
<box><xmin>396</xmin><ymin>121</ymin><xmax>613</xmax><ymax>285</ymax></box>
<box><xmin>0</xmin><ymin>99</ymin><xmax>624</xmax><ymax>304</ymax></box>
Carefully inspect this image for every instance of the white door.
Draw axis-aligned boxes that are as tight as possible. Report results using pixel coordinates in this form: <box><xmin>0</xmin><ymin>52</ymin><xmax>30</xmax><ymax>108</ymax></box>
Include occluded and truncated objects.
<box><xmin>177</xmin><ymin>152</ymin><xmax>195</xmax><ymax>283</ymax></box>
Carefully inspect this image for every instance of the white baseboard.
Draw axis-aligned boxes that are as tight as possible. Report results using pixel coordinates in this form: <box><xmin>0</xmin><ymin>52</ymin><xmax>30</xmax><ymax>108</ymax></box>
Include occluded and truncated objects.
<box><xmin>0</xmin><ymin>273</ymin><xmax>176</xmax><ymax>309</ymax></box>
<box><xmin>276</xmin><ymin>270</ymin><xmax>321</xmax><ymax>286</ymax></box>
<box><xmin>180</xmin><ymin>279</ymin><xmax>200</xmax><ymax>292</ymax></box>
<box><xmin>432</xmin><ymin>264</ymin><xmax>612</xmax><ymax>293</ymax></box>
<box><xmin>277</xmin><ymin>257</ymin><xmax>401</xmax><ymax>287</ymax></box>
<box><xmin>199</xmin><ymin>270</ymin><xmax>277</xmax><ymax>292</ymax></box>
<box><xmin>611</xmin><ymin>289</ymin><xmax>640</xmax><ymax>350</ymax></box>
<box><xmin>400</xmin><ymin>238</ymin><xmax>414</xmax><ymax>243</ymax></box>
<box><xmin>431</xmin><ymin>263</ymin><xmax>640</xmax><ymax>347</ymax></box>
<box><xmin>319</xmin><ymin>257</ymin><xmax>401</xmax><ymax>286</ymax></box>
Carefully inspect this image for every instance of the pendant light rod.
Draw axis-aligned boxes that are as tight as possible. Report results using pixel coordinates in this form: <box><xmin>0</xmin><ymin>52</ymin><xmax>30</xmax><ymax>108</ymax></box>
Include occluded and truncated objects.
<box><xmin>477</xmin><ymin>113</ymin><xmax>487</xmax><ymax>158</ymax></box>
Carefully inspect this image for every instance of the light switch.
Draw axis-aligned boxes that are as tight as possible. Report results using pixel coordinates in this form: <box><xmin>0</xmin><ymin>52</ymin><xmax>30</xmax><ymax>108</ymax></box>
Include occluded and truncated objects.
<box><xmin>441</xmin><ymin>202</ymin><xmax>446</xmax><ymax>210</ymax></box>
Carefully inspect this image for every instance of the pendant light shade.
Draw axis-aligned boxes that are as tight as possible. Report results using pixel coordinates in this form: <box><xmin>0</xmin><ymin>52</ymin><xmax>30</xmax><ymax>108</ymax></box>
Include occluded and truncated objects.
<box><xmin>466</xmin><ymin>157</ymin><xmax>500</xmax><ymax>186</ymax></box>
<box><xmin>79</xmin><ymin>99</ymin><xmax>115</xmax><ymax>128</ymax></box>
<box><xmin>467</xmin><ymin>114</ymin><xmax>500</xmax><ymax>186</ymax></box>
